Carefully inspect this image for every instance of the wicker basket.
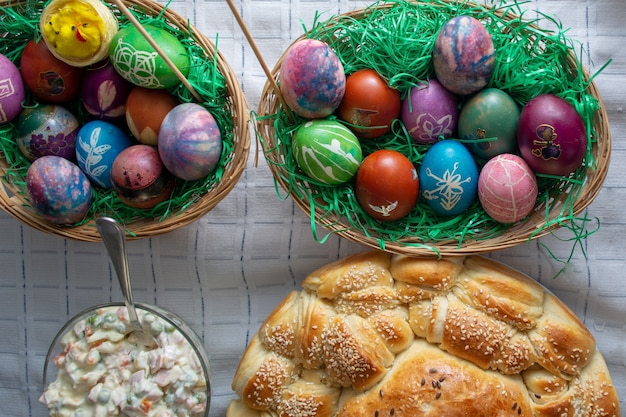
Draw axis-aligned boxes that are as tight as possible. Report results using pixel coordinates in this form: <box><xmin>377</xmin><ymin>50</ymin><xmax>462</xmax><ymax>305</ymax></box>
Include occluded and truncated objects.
<box><xmin>256</xmin><ymin>0</ymin><xmax>611</xmax><ymax>256</ymax></box>
<box><xmin>0</xmin><ymin>0</ymin><xmax>250</xmax><ymax>242</ymax></box>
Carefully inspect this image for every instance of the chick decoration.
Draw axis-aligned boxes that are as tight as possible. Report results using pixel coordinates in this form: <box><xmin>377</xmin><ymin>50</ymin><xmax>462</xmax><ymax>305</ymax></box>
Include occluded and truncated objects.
<box><xmin>40</xmin><ymin>0</ymin><xmax>118</xmax><ymax>67</ymax></box>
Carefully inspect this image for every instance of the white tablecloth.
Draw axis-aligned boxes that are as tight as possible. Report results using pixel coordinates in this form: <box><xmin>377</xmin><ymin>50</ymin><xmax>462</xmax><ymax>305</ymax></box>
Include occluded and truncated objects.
<box><xmin>1</xmin><ymin>0</ymin><xmax>625</xmax><ymax>416</ymax></box>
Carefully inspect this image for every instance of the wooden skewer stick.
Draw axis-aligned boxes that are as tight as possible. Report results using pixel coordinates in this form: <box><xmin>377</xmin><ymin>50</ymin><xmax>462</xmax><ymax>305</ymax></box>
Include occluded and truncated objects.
<box><xmin>108</xmin><ymin>0</ymin><xmax>203</xmax><ymax>102</ymax></box>
<box><xmin>225</xmin><ymin>0</ymin><xmax>294</xmax><ymax>121</ymax></box>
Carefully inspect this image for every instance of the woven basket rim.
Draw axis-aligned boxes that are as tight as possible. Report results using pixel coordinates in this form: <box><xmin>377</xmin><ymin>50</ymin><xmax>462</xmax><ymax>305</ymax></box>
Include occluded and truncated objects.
<box><xmin>0</xmin><ymin>0</ymin><xmax>251</xmax><ymax>242</ymax></box>
<box><xmin>255</xmin><ymin>0</ymin><xmax>611</xmax><ymax>257</ymax></box>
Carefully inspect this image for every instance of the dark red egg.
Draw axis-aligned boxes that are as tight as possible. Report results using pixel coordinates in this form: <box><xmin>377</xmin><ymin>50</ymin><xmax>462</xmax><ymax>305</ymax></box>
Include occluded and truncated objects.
<box><xmin>337</xmin><ymin>69</ymin><xmax>401</xmax><ymax>139</ymax></box>
<box><xmin>20</xmin><ymin>39</ymin><xmax>83</xmax><ymax>103</ymax></box>
<box><xmin>355</xmin><ymin>149</ymin><xmax>419</xmax><ymax>221</ymax></box>
<box><xmin>111</xmin><ymin>144</ymin><xmax>174</xmax><ymax>209</ymax></box>
<box><xmin>517</xmin><ymin>94</ymin><xmax>587</xmax><ymax>176</ymax></box>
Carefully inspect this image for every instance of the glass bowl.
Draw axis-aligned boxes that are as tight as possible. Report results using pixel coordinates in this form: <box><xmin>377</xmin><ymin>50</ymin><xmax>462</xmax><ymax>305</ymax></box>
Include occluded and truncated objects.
<box><xmin>41</xmin><ymin>302</ymin><xmax>210</xmax><ymax>417</ymax></box>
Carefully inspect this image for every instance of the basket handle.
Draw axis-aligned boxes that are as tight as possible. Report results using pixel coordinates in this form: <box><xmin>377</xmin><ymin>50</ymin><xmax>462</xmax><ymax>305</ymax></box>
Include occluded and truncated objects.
<box><xmin>226</xmin><ymin>0</ymin><xmax>294</xmax><ymax>123</ymax></box>
<box><xmin>107</xmin><ymin>0</ymin><xmax>203</xmax><ymax>102</ymax></box>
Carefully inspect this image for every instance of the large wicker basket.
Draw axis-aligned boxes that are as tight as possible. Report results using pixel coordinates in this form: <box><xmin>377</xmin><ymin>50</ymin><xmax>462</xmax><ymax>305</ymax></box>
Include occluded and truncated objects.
<box><xmin>256</xmin><ymin>0</ymin><xmax>610</xmax><ymax>256</ymax></box>
<box><xmin>0</xmin><ymin>0</ymin><xmax>250</xmax><ymax>242</ymax></box>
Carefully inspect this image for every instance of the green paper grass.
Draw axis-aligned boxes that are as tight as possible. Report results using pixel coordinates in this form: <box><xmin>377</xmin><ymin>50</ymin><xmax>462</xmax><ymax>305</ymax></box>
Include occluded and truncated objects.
<box><xmin>0</xmin><ymin>0</ymin><xmax>234</xmax><ymax>229</ymax></box>
<box><xmin>258</xmin><ymin>0</ymin><xmax>609</xmax><ymax>255</ymax></box>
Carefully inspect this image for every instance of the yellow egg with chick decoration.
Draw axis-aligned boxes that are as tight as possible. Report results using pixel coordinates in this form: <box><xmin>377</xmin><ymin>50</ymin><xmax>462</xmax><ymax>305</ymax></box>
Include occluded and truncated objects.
<box><xmin>40</xmin><ymin>0</ymin><xmax>118</xmax><ymax>67</ymax></box>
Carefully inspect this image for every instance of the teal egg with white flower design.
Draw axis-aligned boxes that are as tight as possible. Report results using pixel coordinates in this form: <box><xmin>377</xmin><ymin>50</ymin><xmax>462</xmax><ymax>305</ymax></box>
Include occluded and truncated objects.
<box><xmin>76</xmin><ymin>120</ymin><xmax>133</xmax><ymax>188</ymax></box>
<box><xmin>292</xmin><ymin>119</ymin><xmax>362</xmax><ymax>185</ymax></box>
<box><xmin>419</xmin><ymin>140</ymin><xmax>478</xmax><ymax>216</ymax></box>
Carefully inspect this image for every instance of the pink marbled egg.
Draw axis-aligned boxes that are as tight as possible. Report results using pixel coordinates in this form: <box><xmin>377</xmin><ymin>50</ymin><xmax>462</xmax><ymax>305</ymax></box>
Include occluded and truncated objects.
<box><xmin>26</xmin><ymin>155</ymin><xmax>92</xmax><ymax>225</ymax></box>
<box><xmin>478</xmin><ymin>154</ymin><xmax>538</xmax><ymax>223</ymax></box>
<box><xmin>279</xmin><ymin>39</ymin><xmax>345</xmax><ymax>119</ymax></box>
<box><xmin>158</xmin><ymin>103</ymin><xmax>222</xmax><ymax>181</ymax></box>
<box><xmin>401</xmin><ymin>79</ymin><xmax>459</xmax><ymax>144</ymax></box>
<box><xmin>433</xmin><ymin>16</ymin><xmax>495</xmax><ymax>96</ymax></box>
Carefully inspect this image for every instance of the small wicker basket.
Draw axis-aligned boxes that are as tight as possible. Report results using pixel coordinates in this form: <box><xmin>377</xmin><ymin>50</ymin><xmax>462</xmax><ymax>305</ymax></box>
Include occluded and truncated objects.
<box><xmin>256</xmin><ymin>0</ymin><xmax>611</xmax><ymax>256</ymax></box>
<box><xmin>0</xmin><ymin>0</ymin><xmax>250</xmax><ymax>241</ymax></box>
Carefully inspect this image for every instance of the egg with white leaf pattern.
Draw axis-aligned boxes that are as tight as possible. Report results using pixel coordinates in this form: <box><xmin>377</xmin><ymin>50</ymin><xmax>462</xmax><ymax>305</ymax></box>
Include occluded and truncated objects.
<box><xmin>76</xmin><ymin>120</ymin><xmax>133</xmax><ymax>188</ymax></box>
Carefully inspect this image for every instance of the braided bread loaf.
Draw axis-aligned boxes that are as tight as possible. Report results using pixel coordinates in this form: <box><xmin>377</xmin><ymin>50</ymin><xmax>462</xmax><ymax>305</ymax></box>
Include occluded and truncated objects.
<box><xmin>227</xmin><ymin>251</ymin><xmax>620</xmax><ymax>417</ymax></box>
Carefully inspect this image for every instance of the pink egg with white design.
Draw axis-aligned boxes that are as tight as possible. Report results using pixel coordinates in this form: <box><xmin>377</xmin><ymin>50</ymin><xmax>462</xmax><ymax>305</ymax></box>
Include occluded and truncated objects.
<box><xmin>401</xmin><ymin>79</ymin><xmax>459</xmax><ymax>144</ymax></box>
<box><xmin>81</xmin><ymin>61</ymin><xmax>133</xmax><ymax>120</ymax></box>
<box><xmin>0</xmin><ymin>53</ymin><xmax>25</xmax><ymax>124</ymax></box>
<box><xmin>478</xmin><ymin>154</ymin><xmax>538</xmax><ymax>224</ymax></box>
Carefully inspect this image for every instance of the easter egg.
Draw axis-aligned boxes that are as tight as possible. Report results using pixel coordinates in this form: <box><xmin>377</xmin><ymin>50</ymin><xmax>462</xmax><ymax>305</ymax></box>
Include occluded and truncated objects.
<box><xmin>459</xmin><ymin>88</ymin><xmax>520</xmax><ymax>160</ymax></box>
<box><xmin>76</xmin><ymin>120</ymin><xmax>133</xmax><ymax>188</ymax></box>
<box><xmin>109</xmin><ymin>24</ymin><xmax>190</xmax><ymax>89</ymax></box>
<box><xmin>292</xmin><ymin>119</ymin><xmax>362</xmax><ymax>185</ymax></box>
<box><xmin>26</xmin><ymin>155</ymin><xmax>92</xmax><ymax>225</ymax></box>
<box><xmin>125</xmin><ymin>86</ymin><xmax>179</xmax><ymax>145</ymax></box>
<box><xmin>20</xmin><ymin>39</ymin><xmax>83</xmax><ymax>103</ymax></box>
<box><xmin>517</xmin><ymin>94</ymin><xmax>587</xmax><ymax>176</ymax></box>
<box><xmin>81</xmin><ymin>61</ymin><xmax>133</xmax><ymax>120</ymax></box>
<box><xmin>14</xmin><ymin>104</ymin><xmax>80</xmax><ymax>161</ymax></box>
<box><xmin>111</xmin><ymin>144</ymin><xmax>174</xmax><ymax>209</ymax></box>
<box><xmin>419</xmin><ymin>140</ymin><xmax>479</xmax><ymax>216</ymax></box>
<box><xmin>401</xmin><ymin>79</ymin><xmax>459</xmax><ymax>144</ymax></box>
<box><xmin>158</xmin><ymin>103</ymin><xmax>223</xmax><ymax>181</ymax></box>
<box><xmin>478</xmin><ymin>154</ymin><xmax>538</xmax><ymax>223</ymax></box>
<box><xmin>0</xmin><ymin>53</ymin><xmax>25</xmax><ymax>124</ymax></box>
<box><xmin>279</xmin><ymin>39</ymin><xmax>346</xmax><ymax>119</ymax></box>
<box><xmin>336</xmin><ymin>69</ymin><xmax>401</xmax><ymax>139</ymax></box>
<box><xmin>355</xmin><ymin>149</ymin><xmax>419</xmax><ymax>221</ymax></box>
<box><xmin>433</xmin><ymin>16</ymin><xmax>495</xmax><ymax>96</ymax></box>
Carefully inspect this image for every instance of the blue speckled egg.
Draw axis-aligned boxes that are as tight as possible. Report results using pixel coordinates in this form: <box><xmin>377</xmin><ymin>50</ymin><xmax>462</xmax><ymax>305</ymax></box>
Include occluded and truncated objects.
<box><xmin>279</xmin><ymin>39</ymin><xmax>346</xmax><ymax>119</ymax></box>
<box><xmin>76</xmin><ymin>120</ymin><xmax>133</xmax><ymax>189</ymax></box>
<box><xmin>158</xmin><ymin>103</ymin><xmax>222</xmax><ymax>181</ymax></box>
<box><xmin>433</xmin><ymin>16</ymin><xmax>495</xmax><ymax>96</ymax></box>
<box><xmin>419</xmin><ymin>140</ymin><xmax>478</xmax><ymax>216</ymax></box>
<box><xmin>14</xmin><ymin>105</ymin><xmax>79</xmax><ymax>162</ymax></box>
<box><xmin>26</xmin><ymin>155</ymin><xmax>92</xmax><ymax>225</ymax></box>
<box><xmin>458</xmin><ymin>88</ymin><xmax>520</xmax><ymax>160</ymax></box>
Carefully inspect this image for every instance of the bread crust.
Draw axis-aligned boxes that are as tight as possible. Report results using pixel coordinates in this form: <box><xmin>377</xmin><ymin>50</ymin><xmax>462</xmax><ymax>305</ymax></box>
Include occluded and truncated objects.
<box><xmin>229</xmin><ymin>252</ymin><xmax>620</xmax><ymax>417</ymax></box>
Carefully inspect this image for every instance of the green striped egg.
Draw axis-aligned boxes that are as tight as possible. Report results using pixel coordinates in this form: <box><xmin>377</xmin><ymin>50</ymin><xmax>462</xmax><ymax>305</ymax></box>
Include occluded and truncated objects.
<box><xmin>292</xmin><ymin>120</ymin><xmax>362</xmax><ymax>185</ymax></box>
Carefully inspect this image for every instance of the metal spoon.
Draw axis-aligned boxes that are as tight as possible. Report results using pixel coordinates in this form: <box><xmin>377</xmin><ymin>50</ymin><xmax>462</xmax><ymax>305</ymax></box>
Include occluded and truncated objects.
<box><xmin>96</xmin><ymin>217</ymin><xmax>143</xmax><ymax>333</ymax></box>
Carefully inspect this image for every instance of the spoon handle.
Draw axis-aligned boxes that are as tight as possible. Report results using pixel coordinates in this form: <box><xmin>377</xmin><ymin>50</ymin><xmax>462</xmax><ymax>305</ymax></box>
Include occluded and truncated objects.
<box><xmin>96</xmin><ymin>217</ymin><xmax>142</xmax><ymax>331</ymax></box>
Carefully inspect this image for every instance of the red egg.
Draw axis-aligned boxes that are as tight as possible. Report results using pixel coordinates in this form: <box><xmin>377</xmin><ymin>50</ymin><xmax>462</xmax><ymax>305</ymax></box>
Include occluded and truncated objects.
<box><xmin>81</xmin><ymin>61</ymin><xmax>133</xmax><ymax>120</ymax></box>
<box><xmin>111</xmin><ymin>145</ymin><xmax>174</xmax><ymax>209</ymax></box>
<box><xmin>336</xmin><ymin>69</ymin><xmax>401</xmax><ymax>139</ymax></box>
<box><xmin>126</xmin><ymin>87</ymin><xmax>179</xmax><ymax>145</ymax></box>
<box><xmin>20</xmin><ymin>39</ymin><xmax>83</xmax><ymax>103</ymax></box>
<box><xmin>401</xmin><ymin>79</ymin><xmax>459</xmax><ymax>144</ymax></box>
<box><xmin>517</xmin><ymin>94</ymin><xmax>587</xmax><ymax>176</ymax></box>
<box><xmin>355</xmin><ymin>149</ymin><xmax>419</xmax><ymax>221</ymax></box>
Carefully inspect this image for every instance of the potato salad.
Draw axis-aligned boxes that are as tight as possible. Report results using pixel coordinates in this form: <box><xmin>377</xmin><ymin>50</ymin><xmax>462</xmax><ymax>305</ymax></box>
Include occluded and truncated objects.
<box><xmin>40</xmin><ymin>306</ymin><xmax>208</xmax><ymax>417</ymax></box>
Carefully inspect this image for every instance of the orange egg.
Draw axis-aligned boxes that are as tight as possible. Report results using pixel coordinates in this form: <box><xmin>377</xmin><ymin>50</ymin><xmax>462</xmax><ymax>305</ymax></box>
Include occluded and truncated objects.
<box><xmin>125</xmin><ymin>87</ymin><xmax>178</xmax><ymax>145</ymax></box>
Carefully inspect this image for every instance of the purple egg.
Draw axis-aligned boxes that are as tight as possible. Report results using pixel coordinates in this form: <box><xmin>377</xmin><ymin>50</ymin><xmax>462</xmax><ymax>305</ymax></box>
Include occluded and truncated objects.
<box><xmin>279</xmin><ymin>39</ymin><xmax>346</xmax><ymax>119</ymax></box>
<box><xmin>401</xmin><ymin>79</ymin><xmax>459</xmax><ymax>144</ymax></box>
<box><xmin>0</xmin><ymin>53</ymin><xmax>25</xmax><ymax>124</ymax></box>
<box><xmin>158</xmin><ymin>103</ymin><xmax>222</xmax><ymax>181</ymax></box>
<box><xmin>517</xmin><ymin>94</ymin><xmax>587</xmax><ymax>176</ymax></box>
<box><xmin>81</xmin><ymin>61</ymin><xmax>133</xmax><ymax>120</ymax></box>
<box><xmin>26</xmin><ymin>156</ymin><xmax>92</xmax><ymax>225</ymax></box>
<box><xmin>433</xmin><ymin>16</ymin><xmax>495</xmax><ymax>96</ymax></box>
<box><xmin>14</xmin><ymin>105</ymin><xmax>80</xmax><ymax>162</ymax></box>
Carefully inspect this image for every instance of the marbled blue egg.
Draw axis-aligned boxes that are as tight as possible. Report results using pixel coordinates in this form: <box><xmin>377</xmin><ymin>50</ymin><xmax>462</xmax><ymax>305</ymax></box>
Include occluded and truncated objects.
<box><xmin>419</xmin><ymin>140</ymin><xmax>478</xmax><ymax>216</ymax></box>
<box><xmin>26</xmin><ymin>155</ymin><xmax>92</xmax><ymax>225</ymax></box>
<box><xmin>76</xmin><ymin>120</ymin><xmax>133</xmax><ymax>188</ymax></box>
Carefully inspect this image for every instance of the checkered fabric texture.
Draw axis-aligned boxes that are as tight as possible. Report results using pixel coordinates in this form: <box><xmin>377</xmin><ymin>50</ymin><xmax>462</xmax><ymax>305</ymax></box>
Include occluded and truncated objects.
<box><xmin>1</xmin><ymin>0</ymin><xmax>624</xmax><ymax>416</ymax></box>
